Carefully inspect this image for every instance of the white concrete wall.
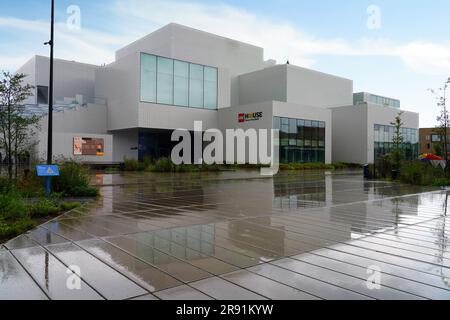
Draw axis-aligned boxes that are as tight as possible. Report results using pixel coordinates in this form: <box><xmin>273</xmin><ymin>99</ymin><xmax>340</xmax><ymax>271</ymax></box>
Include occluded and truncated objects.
<box><xmin>111</xmin><ymin>129</ymin><xmax>139</xmax><ymax>162</ymax></box>
<box><xmin>218</xmin><ymin>102</ymin><xmax>274</xmax><ymax>164</ymax></box>
<box><xmin>39</xmin><ymin>104</ymin><xmax>108</xmax><ymax>134</ymax></box>
<box><xmin>238</xmin><ymin>66</ymin><xmax>287</xmax><ymax>106</ymax></box>
<box><xmin>116</xmin><ymin>23</ymin><xmax>264</xmax><ymax>76</ymax></box>
<box><xmin>95</xmin><ymin>52</ymin><xmax>140</xmax><ymax>131</ymax></box>
<box><xmin>237</xmin><ymin>64</ymin><xmax>353</xmax><ymax>109</ymax></box>
<box><xmin>331</xmin><ymin>105</ymin><xmax>368</xmax><ymax>164</ymax></box>
<box><xmin>15</xmin><ymin>56</ymin><xmax>36</xmax><ymax>104</ymax></box>
<box><xmin>34</xmin><ymin>56</ymin><xmax>98</xmax><ymax>103</ymax></box>
<box><xmin>35</xmin><ymin>103</ymin><xmax>110</xmax><ymax>162</ymax></box>
<box><xmin>37</xmin><ymin>132</ymin><xmax>113</xmax><ymax>163</ymax></box>
<box><xmin>139</xmin><ymin>103</ymin><xmax>219</xmax><ymax>131</ymax></box>
<box><xmin>332</xmin><ymin>103</ymin><xmax>420</xmax><ymax>164</ymax></box>
<box><xmin>286</xmin><ymin>65</ymin><xmax>353</xmax><ymax>108</ymax></box>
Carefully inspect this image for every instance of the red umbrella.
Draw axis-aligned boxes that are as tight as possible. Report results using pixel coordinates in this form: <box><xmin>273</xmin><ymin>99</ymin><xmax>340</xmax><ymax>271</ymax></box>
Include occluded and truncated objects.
<box><xmin>426</xmin><ymin>154</ymin><xmax>443</xmax><ymax>161</ymax></box>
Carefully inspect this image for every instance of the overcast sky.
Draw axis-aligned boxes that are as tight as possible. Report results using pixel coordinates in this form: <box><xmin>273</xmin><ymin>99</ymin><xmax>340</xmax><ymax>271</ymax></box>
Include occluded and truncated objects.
<box><xmin>1</xmin><ymin>0</ymin><xmax>450</xmax><ymax>127</ymax></box>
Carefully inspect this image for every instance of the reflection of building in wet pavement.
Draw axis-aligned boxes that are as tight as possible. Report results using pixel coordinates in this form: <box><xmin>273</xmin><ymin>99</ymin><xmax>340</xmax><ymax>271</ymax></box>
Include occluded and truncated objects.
<box><xmin>227</xmin><ymin>218</ymin><xmax>287</xmax><ymax>257</ymax></box>
<box><xmin>4</xmin><ymin>171</ymin><xmax>450</xmax><ymax>300</ymax></box>
<box><xmin>135</xmin><ymin>226</ymin><xmax>217</xmax><ymax>259</ymax></box>
<box><xmin>272</xmin><ymin>174</ymin><xmax>334</xmax><ymax>210</ymax></box>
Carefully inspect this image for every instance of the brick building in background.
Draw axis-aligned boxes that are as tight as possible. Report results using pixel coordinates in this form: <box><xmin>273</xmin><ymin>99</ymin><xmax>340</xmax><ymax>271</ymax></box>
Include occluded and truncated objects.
<box><xmin>419</xmin><ymin>128</ymin><xmax>450</xmax><ymax>155</ymax></box>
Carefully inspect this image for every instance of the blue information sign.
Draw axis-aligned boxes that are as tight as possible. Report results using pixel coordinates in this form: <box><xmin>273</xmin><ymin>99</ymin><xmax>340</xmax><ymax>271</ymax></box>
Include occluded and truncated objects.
<box><xmin>36</xmin><ymin>165</ymin><xmax>60</xmax><ymax>177</ymax></box>
<box><xmin>36</xmin><ymin>165</ymin><xmax>59</xmax><ymax>196</ymax></box>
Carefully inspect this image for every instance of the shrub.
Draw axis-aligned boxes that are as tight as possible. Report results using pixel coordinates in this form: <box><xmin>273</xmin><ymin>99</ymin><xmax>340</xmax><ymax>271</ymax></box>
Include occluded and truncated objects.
<box><xmin>333</xmin><ymin>163</ymin><xmax>363</xmax><ymax>169</ymax></box>
<box><xmin>0</xmin><ymin>177</ymin><xmax>13</xmax><ymax>194</ymax></box>
<box><xmin>105</xmin><ymin>167</ymin><xmax>120</xmax><ymax>174</ymax></box>
<box><xmin>374</xmin><ymin>155</ymin><xmax>393</xmax><ymax>179</ymax></box>
<box><xmin>153</xmin><ymin>157</ymin><xmax>175</xmax><ymax>172</ymax></box>
<box><xmin>124</xmin><ymin>157</ymin><xmax>146</xmax><ymax>172</ymax></box>
<box><xmin>280</xmin><ymin>163</ymin><xmax>335</xmax><ymax>171</ymax></box>
<box><xmin>399</xmin><ymin>161</ymin><xmax>444</xmax><ymax>186</ymax></box>
<box><xmin>0</xmin><ymin>191</ymin><xmax>28</xmax><ymax>221</ymax></box>
<box><xmin>52</xmin><ymin>160</ymin><xmax>99</xmax><ymax>197</ymax></box>
<box><xmin>28</xmin><ymin>199</ymin><xmax>60</xmax><ymax>218</ymax></box>
<box><xmin>68</xmin><ymin>185</ymin><xmax>100</xmax><ymax>197</ymax></box>
<box><xmin>60</xmin><ymin>201</ymin><xmax>81</xmax><ymax>211</ymax></box>
<box><xmin>16</xmin><ymin>168</ymin><xmax>46</xmax><ymax>198</ymax></box>
<box><xmin>0</xmin><ymin>218</ymin><xmax>35</xmax><ymax>240</ymax></box>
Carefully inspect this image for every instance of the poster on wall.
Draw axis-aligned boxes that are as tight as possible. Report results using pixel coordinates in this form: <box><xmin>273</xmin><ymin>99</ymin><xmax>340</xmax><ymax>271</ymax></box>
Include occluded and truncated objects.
<box><xmin>73</xmin><ymin>137</ymin><xmax>105</xmax><ymax>156</ymax></box>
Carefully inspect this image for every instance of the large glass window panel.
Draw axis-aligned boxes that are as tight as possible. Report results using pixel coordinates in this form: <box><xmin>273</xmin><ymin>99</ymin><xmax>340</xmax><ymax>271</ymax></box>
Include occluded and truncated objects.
<box><xmin>156</xmin><ymin>57</ymin><xmax>174</xmax><ymax>105</ymax></box>
<box><xmin>174</xmin><ymin>60</ymin><xmax>189</xmax><ymax>106</ymax></box>
<box><xmin>273</xmin><ymin>117</ymin><xmax>281</xmax><ymax>130</ymax></box>
<box><xmin>304</xmin><ymin>125</ymin><xmax>312</xmax><ymax>148</ymax></box>
<box><xmin>140</xmin><ymin>54</ymin><xmax>157</xmax><ymax>102</ymax></box>
<box><xmin>297</xmin><ymin>120</ymin><xmax>304</xmax><ymax>141</ymax></box>
<box><xmin>189</xmin><ymin>63</ymin><xmax>204</xmax><ymax>108</ymax></box>
<box><xmin>318</xmin><ymin>126</ymin><xmax>325</xmax><ymax>148</ymax></box>
<box><xmin>280</xmin><ymin>123</ymin><xmax>289</xmax><ymax>146</ymax></box>
<box><xmin>204</xmin><ymin>67</ymin><xmax>218</xmax><ymax>109</ymax></box>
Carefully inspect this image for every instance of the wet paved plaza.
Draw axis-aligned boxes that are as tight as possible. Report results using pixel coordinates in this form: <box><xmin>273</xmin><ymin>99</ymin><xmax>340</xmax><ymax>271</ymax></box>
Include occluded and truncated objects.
<box><xmin>2</xmin><ymin>170</ymin><xmax>450</xmax><ymax>300</ymax></box>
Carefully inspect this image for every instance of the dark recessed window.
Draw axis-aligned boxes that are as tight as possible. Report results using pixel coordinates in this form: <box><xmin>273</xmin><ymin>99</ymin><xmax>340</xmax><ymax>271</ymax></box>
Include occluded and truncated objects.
<box><xmin>37</xmin><ymin>86</ymin><xmax>49</xmax><ymax>104</ymax></box>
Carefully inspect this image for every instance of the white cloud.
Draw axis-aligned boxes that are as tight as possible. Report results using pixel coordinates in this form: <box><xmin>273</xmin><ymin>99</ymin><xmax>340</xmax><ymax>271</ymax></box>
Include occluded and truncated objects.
<box><xmin>1</xmin><ymin>0</ymin><xmax>450</xmax><ymax>127</ymax></box>
<box><xmin>0</xmin><ymin>16</ymin><xmax>133</xmax><ymax>71</ymax></box>
<box><xmin>111</xmin><ymin>0</ymin><xmax>450</xmax><ymax>76</ymax></box>
<box><xmin>1</xmin><ymin>0</ymin><xmax>450</xmax><ymax>76</ymax></box>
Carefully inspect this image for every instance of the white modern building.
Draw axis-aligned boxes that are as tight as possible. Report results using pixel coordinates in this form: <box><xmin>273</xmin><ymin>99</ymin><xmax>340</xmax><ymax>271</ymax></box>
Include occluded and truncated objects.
<box><xmin>16</xmin><ymin>23</ymin><xmax>419</xmax><ymax>165</ymax></box>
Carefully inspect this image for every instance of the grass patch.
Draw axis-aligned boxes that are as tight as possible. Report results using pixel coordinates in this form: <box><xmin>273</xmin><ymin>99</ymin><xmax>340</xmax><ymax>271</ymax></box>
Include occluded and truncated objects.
<box><xmin>0</xmin><ymin>218</ymin><xmax>36</xmax><ymax>240</ymax></box>
<box><xmin>0</xmin><ymin>191</ymin><xmax>84</xmax><ymax>242</ymax></box>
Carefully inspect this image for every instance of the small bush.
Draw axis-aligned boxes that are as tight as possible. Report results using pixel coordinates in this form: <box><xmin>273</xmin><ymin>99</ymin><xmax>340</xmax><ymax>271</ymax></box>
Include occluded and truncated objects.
<box><xmin>280</xmin><ymin>163</ymin><xmax>335</xmax><ymax>171</ymax></box>
<box><xmin>52</xmin><ymin>160</ymin><xmax>99</xmax><ymax>197</ymax></box>
<box><xmin>124</xmin><ymin>157</ymin><xmax>146</xmax><ymax>172</ymax></box>
<box><xmin>153</xmin><ymin>157</ymin><xmax>175</xmax><ymax>172</ymax></box>
<box><xmin>105</xmin><ymin>167</ymin><xmax>120</xmax><ymax>174</ymax></box>
<box><xmin>0</xmin><ymin>191</ymin><xmax>28</xmax><ymax>221</ymax></box>
<box><xmin>0</xmin><ymin>177</ymin><xmax>13</xmax><ymax>194</ymax></box>
<box><xmin>68</xmin><ymin>185</ymin><xmax>100</xmax><ymax>197</ymax></box>
<box><xmin>333</xmin><ymin>163</ymin><xmax>363</xmax><ymax>169</ymax></box>
<box><xmin>28</xmin><ymin>199</ymin><xmax>60</xmax><ymax>218</ymax></box>
<box><xmin>374</xmin><ymin>155</ymin><xmax>393</xmax><ymax>179</ymax></box>
<box><xmin>60</xmin><ymin>201</ymin><xmax>81</xmax><ymax>211</ymax></box>
<box><xmin>0</xmin><ymin>218</ymin><xmax>35</xmax><ymax>240</ymax></box>
<box><xmin>16</xmin><ymin>169</ymin><xmax>45</xmax><ymax>197</ymax></box>
<box><xmin>399</xmin><ymin>161</ymin><xmax>444</xmax><ymax>186</ymax></box>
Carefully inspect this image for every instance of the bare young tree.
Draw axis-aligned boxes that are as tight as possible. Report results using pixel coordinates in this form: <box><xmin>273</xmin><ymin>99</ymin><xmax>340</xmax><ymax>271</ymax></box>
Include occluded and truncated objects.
<box><xmin>430</xmin><ymin>78</ymin><xmax>450</xmax><ymax>164</ymax></box>
<box><xmin>390</xmin><ymin>111</ymin><xmax>405</xmax><ymax>173</ymax></box>
<box><xmin>0</xmin><ymin>71</ymin><xmax>39</xmax><ymax>182</ymax></box>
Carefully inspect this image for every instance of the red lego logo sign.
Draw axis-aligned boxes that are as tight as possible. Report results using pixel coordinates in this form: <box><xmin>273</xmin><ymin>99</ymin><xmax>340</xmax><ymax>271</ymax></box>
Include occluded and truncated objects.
<box><xmin>238</xmin><ymin>112</ymin><xmax>263</xmax><ymax>123</ymax></box>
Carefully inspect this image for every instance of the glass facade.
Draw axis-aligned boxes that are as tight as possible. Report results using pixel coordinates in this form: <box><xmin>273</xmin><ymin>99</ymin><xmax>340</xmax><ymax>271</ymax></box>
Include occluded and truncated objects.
<box><xmin>374</xmin><ymin>124</ymin><xmax>419</xmax><ymax>161</ymax></box>
<box><xmin>274</xmin><ymin>117</ymin><xmax>326</xmax><ymax>164</ymax></box>
<box><xmin>354</xmin><ymin>92</ymin><xmax>400</xmax><ymax>108</ymax></box>
<box><xmin>140</xmin><ymin>53</ymin><xmax>218</xmax><ymax>109</ymax></box>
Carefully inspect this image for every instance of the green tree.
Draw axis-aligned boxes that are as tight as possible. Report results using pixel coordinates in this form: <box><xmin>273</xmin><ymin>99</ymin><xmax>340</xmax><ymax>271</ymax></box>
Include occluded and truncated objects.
<box><xmin>0</xmin><ymin>72</ymin><xmax>39</xmax><ymax>182</ymax></box>
<box><xmin>390</xmin><ymin>111</ymin><xmax>405</xmax><ymax>172</ymax></box>
<box><xmin>430</xmin><ymin>78</ymin><xmax>450</xmax><ymax>163</ymax></box>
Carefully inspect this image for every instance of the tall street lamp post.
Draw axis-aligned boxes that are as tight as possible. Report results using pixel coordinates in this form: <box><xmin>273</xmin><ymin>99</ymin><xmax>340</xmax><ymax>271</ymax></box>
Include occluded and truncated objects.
<box><xmin>44</xmin><ymin>0</ymin><xmax>54</xmax><ymax>165</ymax></box>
